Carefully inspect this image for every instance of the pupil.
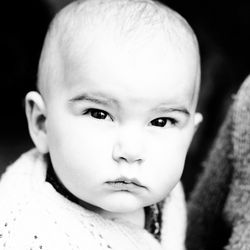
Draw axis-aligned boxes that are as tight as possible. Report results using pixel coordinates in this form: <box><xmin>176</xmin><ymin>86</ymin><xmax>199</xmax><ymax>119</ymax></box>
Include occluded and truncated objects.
<box><xmin>93</xmin><ymin>110</ymin><xmax>106</xmax><ymax>119</ymax></box>
<box><xmin>152</xmin><ymin>118</ymin><xmax>166</xmax><ymax>127</ymax></box>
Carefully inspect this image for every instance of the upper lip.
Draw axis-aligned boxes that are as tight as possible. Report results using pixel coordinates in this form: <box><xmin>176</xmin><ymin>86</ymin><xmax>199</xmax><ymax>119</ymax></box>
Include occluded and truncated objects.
<box><xmin>106</xmin><ymin>177</ymin><xmax>146</xmax><ymax>188</ymax></box>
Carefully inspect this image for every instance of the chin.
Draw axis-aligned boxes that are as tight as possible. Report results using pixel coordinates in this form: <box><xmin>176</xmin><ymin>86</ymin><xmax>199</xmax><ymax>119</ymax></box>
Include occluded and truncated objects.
<box><xmin>101</xmin><ymin>193</ymin><xmax>144</xmax><ymax>213</ymax></box>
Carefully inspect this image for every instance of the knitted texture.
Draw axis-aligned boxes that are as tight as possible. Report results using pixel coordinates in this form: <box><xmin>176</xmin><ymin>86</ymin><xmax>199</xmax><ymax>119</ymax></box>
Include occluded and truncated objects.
<box><xmin>0</xmin><ymin>149</ymin><xmax>187</xmax><ymax>250</ymax></box>
<box><xmin>186</xmin><ymin>75</ymin><xmax>250</xmax><ymax>250</ymax></box>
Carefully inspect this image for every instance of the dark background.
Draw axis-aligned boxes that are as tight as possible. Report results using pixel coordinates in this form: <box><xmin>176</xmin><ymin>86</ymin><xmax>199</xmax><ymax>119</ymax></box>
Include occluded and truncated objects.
<box><xmin>1</xmin><ymin>0</ymin><xmax>250</xmax><ymax>198</ymax></box>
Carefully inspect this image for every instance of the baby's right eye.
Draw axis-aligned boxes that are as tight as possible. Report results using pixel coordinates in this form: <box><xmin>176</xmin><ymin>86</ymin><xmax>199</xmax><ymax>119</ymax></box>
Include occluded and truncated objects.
<box><xmin>83</xmin><ymin>108</ymin><xmax>112</xmax><ymax>120</ymax></box>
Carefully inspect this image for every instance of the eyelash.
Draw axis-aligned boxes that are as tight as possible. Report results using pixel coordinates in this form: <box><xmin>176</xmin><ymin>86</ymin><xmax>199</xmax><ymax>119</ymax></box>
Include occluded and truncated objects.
<box><xmin>83</xmin><ymin>108</ymin><xmax>178</xmax><ymax>128</ymax></box>
<box><xmin>83</xmin><ymin>108</ymin><xmax>112</xmax><ymax>120</ymax></box>
<box><xmin>150</xmin><ymin>117</ymin><xmax>178</xmax><ymax>128</ymax></box>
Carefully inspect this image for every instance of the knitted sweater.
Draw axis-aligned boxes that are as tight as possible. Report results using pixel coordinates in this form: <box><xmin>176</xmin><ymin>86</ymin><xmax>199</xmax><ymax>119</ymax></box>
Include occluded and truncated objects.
<box><xmin>0</xmin><ymin>149</ymin><xmax>187</xmax><ymax>250</ymax></box>
<box><xmin>186</xmin><ymin>75</ymin><xmax>250</xmax><ymax>250</ymax></box>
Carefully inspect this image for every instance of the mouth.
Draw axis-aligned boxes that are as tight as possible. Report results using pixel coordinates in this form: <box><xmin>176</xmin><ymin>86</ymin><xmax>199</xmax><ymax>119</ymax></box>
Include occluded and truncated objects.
<box><xmin>106</xmin><ymin>177</ymin><xmax>147</xmax><ymax>191</ymax></box>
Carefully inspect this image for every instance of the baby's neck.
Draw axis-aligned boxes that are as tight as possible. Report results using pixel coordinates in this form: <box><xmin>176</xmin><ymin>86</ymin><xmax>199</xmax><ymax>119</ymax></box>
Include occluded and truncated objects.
<box><xmin>100</xmin><ymin>208</ymin><xmax>145</xmax><ymax>228</ymax></box>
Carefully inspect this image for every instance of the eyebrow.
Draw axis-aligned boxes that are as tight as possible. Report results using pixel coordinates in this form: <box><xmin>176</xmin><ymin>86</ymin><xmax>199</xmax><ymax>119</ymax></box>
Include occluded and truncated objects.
<box><xmin>69</xmin><ymin>93</ymin><xmax>191</xmax><ymax>117</ymax></box>
<box><xmin>69</xmin><ymin>93</ymin><xmax>119</xmax><ymax>107</ymax></box>
<box><xmin>152</xmin><ymin>106</ymin><xmax>191</xmax><ymax>117</ymax></box>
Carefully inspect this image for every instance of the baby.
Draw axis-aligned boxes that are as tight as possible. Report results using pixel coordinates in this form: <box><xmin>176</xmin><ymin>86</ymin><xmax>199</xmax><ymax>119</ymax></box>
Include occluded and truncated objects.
<box><xmin>0</xmin><ymin>0</ymin><xmax>202</xmax><ymax>249</ymax></box>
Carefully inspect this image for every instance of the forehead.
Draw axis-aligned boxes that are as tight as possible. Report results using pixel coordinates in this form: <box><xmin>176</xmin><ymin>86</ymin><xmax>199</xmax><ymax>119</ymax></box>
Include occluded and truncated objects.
<box><xmin>59</xmin><ymin>29</ymin><xmax>199</xmax><ymax>110</ymax></box>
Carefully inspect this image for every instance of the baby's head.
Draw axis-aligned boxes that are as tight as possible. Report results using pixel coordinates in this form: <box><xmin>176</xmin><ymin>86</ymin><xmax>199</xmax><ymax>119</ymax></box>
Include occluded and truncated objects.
<box><xmin>26</xmin><ymin>0</ymin><xmax>202</xmax><ymax>215</ymax></box>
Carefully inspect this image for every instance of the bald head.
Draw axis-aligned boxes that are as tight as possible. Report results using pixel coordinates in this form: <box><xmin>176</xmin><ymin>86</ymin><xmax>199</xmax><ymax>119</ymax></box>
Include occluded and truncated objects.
<box><xmin>37</xmin><ymin>0</ymin><xmax>200</xmax><ymax>105</ymax></box>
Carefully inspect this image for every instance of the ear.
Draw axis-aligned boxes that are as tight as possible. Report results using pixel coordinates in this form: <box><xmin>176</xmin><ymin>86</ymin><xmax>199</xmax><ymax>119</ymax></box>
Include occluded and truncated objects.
<box><xmin>194</xmin><ymin>112</ymin><xmax>203</xmax><ymax>133</ymax></box>
<box><xmin>25</xmin><ymin>91</ymin><xmax>49</xmax><ymax>154</ymax></box>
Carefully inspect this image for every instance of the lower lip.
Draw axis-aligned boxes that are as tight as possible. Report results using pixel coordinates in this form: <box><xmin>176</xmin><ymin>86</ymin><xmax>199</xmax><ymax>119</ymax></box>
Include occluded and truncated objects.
<box><xmin>106</xmin><ymin>182</ymin><xmax>144</xmax><ymax>191</ymax></box>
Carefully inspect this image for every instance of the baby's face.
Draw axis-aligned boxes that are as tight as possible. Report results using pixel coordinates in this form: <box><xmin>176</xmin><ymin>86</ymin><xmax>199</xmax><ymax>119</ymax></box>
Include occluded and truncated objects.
<box><xmin>45</xmin><ymin>34</ymin><xmax>200</xmax><ymax>214</ymax></box>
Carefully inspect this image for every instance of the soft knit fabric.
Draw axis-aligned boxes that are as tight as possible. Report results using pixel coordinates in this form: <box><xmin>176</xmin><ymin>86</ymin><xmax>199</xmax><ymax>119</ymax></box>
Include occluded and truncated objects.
<box><xmin>186</xmin><ymin>75</ymin><xmax>250</xmax><ymax>250</ymax></box>
<box><xmin>0</xmin><ymin>149</ymin><xmax>187</xmax><ymax>250</ymax></box>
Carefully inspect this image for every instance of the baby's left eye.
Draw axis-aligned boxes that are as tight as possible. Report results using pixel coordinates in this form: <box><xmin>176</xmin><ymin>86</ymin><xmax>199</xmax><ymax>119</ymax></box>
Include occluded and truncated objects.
<box><xmin>150</xmin><ymin>117</ymin><xmax>177</xmax><ymax>128</ymax></box>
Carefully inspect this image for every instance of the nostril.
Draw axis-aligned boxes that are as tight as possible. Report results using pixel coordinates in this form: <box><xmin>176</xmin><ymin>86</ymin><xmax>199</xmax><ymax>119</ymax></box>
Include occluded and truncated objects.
<box><xmin>112</xmin><ymin>143</ymin><xmax>143</xmax><ymax>164</ymax></box>
<box><xmin>112</xmin><ymin>129</ymin><xmax>145</xmax><ymax>164</ymax></box>
<box><xmin>120</xmin><ymin>156</ymin><xmax>142</xmax><ymax>164</ymax></box>
<box><xmin>113</xmin><ymin>151</ymin><xmax>143</xmax><ymax>164</ymax></box>
<box><xmin>120</xmin><ymin>156</ymin><xmax>127</xmax><ymax>162</ymax></box>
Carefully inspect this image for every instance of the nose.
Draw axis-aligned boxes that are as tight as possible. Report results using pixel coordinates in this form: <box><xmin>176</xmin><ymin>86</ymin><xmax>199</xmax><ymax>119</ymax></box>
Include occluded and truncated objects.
<box><xmin>112</xmin><ymin>125</ymin><xmax>145</xmax><ymax>165</ymax></box>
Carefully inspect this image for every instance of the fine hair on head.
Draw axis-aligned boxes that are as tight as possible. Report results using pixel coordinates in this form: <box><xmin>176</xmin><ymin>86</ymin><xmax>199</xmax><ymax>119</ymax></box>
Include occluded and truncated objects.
<box><xmin>37</xmin><ymin>0</ymin><xmax>200</xmax><ymax>102</ymax></box>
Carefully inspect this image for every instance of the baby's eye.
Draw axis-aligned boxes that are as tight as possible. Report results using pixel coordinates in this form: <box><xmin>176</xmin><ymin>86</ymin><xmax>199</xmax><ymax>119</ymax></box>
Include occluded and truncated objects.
<box><xmin>83</xmin><ymin>108</ymin><xmax>111</xmax><ymax>120</ymax></box>
<box><xmin>150</xmin><ymin>117</ymin><xmax>177</xmax><ymax>127</ymax></box>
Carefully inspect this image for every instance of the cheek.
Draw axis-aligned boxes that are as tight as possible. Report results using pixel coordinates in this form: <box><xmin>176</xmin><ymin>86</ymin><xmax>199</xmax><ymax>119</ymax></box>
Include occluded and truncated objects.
<box><xmin>149</xmin><ymin>129</ymin><xmax>192</xmax><ymax>166</ymax></box>
<box><xmin>146</xmin><ymin>152</ymin><xmax>184</xmax><ymax>203</ymax></box>
<box><xmin>145</xmin><ymin>130</ymin><xmax>192</xmax><ymax>195</ymax></box>
<box><xmin>149</xmin><ymin>146</ymin><xmax>185</xmax><ymax>186</ymax></box>
<box><xmin>46</xmin><ymin>116</ymin><xmax>117</xmax><ymax>198</ymax></box>
<box><xmin>47</xmin><ymin>111</ymin><xmax>112</xmax><ymax>151</ymax></box>
<box><xmin>46</xmin><ymin>114</ymin><xmax>114</xmax><ymax>173</ymax></box>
